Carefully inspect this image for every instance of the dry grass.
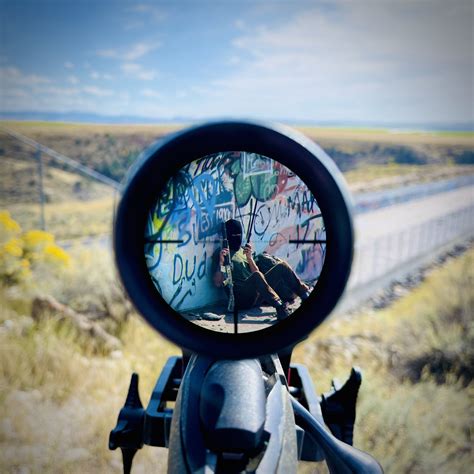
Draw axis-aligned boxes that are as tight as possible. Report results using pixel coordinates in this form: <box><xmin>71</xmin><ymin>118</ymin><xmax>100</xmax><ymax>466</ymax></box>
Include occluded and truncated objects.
<box><xmin>0</xmin><ymin>156</ymin><xmax>112</xmax><ymax>205</ymax></box>
<box><xmin>0</xmin><ymin>120</ymin><xmax>184</xmax><ymax>136</ymax></box>
<box><xmin>2</xmin><ymin>121</ymin><xmax>473</xmax><ymax>185</ymax></box>
<box><xmin>0</xmin><ymin>246</ymin><xmax>472</xmax><ymax>473</ymax></box>
<box><xmin>0</xmin><ymin>245</ymin><xmax>178</xmax><ymax>473</ymax></box>
<box><xmin>4</xmin><ymin>121</ymin><xmax>473</xmax><ymax>145</ymax></box>
<box><xmin>345</xmin><ymin>163</ymin><xmax>474</xmax><ymax>193</ymax></box>
<box><xmin>297</xmin><ymin>125</ymin><xmax>474</xmax><ymax>146</ymax></box>
<box><xmin>294</xmin><ymin>249</ymin><xmax>474</xmax><ymax>473</ymax></box>
<box><xmin>0</xmin><ymin>314</ymin><xmax>177</xmax><ymax>473</ymax></box>
<box><xmin>0</xmin><ymin>122</ymin><xmax>175</xmax><ymax>183</ymax></box>
<box><xmin>0</xmin><ymin>121</ymin><xmax>473</xmax><ymax>472</ymax></box>
<box><xmin>1</xmin><ymin>151</ymin><xmax>116</xmax><ymax>239</ymax></box>
<box><xmin>6</xmin><ymin>196</ymin><xmax>115</xmax><ymax>240</ymax></box>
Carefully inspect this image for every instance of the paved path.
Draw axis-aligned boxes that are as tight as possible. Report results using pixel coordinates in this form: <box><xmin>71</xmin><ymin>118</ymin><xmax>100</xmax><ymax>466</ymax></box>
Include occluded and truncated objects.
<box><xmin>349</xmin><ymin>185</ymin><xmax>474</xmax><ymax>289</ymax></box>
<box><xmin>353</xmin><ymin>174</ymin><xmax>474</xmax><ymax>213</ymax></box>
<box><xmin>354</xmin><ymin>185</ymin><xmax>474</xmax><ymax>241</ymax></box>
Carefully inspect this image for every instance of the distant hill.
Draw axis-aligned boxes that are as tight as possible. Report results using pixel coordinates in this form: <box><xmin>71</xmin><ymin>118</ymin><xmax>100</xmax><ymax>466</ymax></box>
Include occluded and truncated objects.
<box><xmin>1</xmin><ymin>110</ymin><xmax>473</xmax><ymax>132</ymax></box>
<box><xmin>1</xmin><ymin>120</ymin><xmax>473</xmax><ymax>189</ymax></box>
<box><xmin>0</xmin><ymin>110</ymin><xmax>190</xmax><ymax>125</ymax></box>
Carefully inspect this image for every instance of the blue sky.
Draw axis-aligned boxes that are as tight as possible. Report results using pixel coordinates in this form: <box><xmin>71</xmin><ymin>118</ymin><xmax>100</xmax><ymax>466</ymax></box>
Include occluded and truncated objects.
<box><xmin>0</xmin><ymin>0</ymin><xmax>472</xmax><ymax>125</ymax></box>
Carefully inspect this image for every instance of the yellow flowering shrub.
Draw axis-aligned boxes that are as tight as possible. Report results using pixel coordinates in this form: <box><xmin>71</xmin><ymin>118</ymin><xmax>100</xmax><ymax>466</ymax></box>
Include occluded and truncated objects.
<box><xmin>43</xmin><ymin>243</ymin><xmax>71</xmax><ymax>267</ymax></box>
<box><xmin>0</xmin><ymin>210</ymin><xmax>21</xmax><ymax>235</ymax></box>
<box><xmin>3</xmin><ymin>238</ymin><xmax>23</xmax><ymax>257</ymax></box>
<box><xmin>0</xmin><ymin>210</ymin><xmax>70</xmax><ymax>286</ymax></box>
<box><xmin>23</xmin><ymin>229</ymin><xmax>54</xmax><ymax>248</ymax></box>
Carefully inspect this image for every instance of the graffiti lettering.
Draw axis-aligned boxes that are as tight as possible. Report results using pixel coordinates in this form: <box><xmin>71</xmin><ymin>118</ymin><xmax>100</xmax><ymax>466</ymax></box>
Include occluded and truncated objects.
<box><xmin>242</xmin><ymin>153</ymin><xmax>273</xmax><ymax>178</ymax></box>
<box><xmin>145</xmin><ymin>151</ymin><xmax>326</xmax><ymax>312</ymax></box>
<box><xmin>193</xmin><ymin>155</ymin><xmax>218</xmax><ymax>176</ymax></box>
<box><xmin>173</xmin><ymin>251</ymin><xmax>208</xmax><ymax>285</ymax></box>
<box><xmin>173</xmin><ymin>254</ymin><xmax>183</xmax><ymax>285</ymax></box>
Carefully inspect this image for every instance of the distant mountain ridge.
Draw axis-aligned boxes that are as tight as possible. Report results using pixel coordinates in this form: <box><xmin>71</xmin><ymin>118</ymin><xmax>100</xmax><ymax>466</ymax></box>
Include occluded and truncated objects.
<box><xmin>1</xmin><ymin>110</ymin><xmax>472</xmax><ymax>132</ymax></box>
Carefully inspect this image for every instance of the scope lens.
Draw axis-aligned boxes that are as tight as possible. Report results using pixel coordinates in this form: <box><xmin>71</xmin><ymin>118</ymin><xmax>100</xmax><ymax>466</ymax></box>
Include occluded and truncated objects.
<box><xmin>144</xmin><ymin>152</ymin><xmax>326</xmax><ymax>333</ymax></box>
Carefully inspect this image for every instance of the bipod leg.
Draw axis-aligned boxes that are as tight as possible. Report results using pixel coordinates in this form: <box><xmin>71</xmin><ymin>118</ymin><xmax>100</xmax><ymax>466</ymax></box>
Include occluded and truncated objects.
<box><xmin>121</xmin><ymin>447</ymin><xmax>137</xmax><ymax>474</ymax></box>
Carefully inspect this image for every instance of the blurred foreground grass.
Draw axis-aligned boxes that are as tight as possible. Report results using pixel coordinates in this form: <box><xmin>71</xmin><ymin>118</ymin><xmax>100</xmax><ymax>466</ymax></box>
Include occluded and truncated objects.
<box><xmin>0</xmin><ymin>229</ymin><xmax>472</xmax><ymax>472</ymax></box>
<box><xmin>0</xmin><ymin>241</ymin><xmax>178</xmax><ymax>473</ymax></box>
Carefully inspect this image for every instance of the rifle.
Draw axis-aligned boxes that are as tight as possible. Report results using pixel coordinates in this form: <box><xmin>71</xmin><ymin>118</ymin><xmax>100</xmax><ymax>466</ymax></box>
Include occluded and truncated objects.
<box><xmin>246</xmin><ymin>198</ymin><xmax>257</xmax><ymax>245</ymax></box>
<box><xmin>110</xmin><ymin>121</ymin><xmax>384</xmax><ymax>474</ymax></box>
<box><xmin>110</xmin><ymin>354</ymin><xmax>380</xmax><ymax>474</ymax></box>
<box><xmin>242</xmin><ymin>198</ymin><xmax>258</xmax><ymax>263</ymax></box>
<box><xmin>221</xmin><ymin>221</ymin><xmax>235</xmax><ymax>313</ymax></box>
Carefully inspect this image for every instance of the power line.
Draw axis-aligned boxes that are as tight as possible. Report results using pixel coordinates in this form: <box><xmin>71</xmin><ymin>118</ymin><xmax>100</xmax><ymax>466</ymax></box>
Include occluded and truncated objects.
<box><xmin>1</xmin><ymin>126</ymin><xmax>121</xmax><ymax>190</ymax></box>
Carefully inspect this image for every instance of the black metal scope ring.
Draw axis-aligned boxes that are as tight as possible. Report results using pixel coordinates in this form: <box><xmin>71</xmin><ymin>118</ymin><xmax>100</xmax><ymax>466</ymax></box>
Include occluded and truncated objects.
<box><xmin>114</xmin><ymin>120</ymin><xmax>354</xmax><ymax>358</ymax></box>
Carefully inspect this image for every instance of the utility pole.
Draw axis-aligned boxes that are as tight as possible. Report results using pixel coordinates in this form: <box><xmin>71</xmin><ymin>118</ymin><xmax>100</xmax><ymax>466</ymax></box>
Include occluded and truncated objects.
<box><xmin>36</xmin><ymin>147</ymin><xmax>46</xmax><ymax>231</ymax></box>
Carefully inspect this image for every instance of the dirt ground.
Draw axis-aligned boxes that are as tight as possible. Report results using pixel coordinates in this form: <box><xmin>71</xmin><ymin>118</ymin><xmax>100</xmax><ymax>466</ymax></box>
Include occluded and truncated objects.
<box><xmin>184</xmin><ymin>297</ymin><xmax>304</xmax><ymax>333</ymax></box>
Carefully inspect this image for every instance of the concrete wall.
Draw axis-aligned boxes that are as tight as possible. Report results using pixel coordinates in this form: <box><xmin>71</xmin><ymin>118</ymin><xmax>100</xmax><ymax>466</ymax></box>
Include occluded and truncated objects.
<box><xmin>145</xmin><ymin>152</ymin><xmax>326</xmax><ymax>312</ymax></box>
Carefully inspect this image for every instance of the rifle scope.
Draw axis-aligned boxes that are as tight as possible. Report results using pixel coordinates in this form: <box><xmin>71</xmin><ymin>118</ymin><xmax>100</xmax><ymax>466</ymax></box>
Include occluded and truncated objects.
<box><xmin>114</xmin><ymin>120</ymin><xmax>353</xmax><ymax>358</ymax></box>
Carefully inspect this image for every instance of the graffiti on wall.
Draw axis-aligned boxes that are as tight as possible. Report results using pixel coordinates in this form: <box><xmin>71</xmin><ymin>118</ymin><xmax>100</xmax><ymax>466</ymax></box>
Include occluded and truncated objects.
<box><xmin>145</xmin><ymin>152</ymin><xmax>326</xmax><ymax>312</ymax></box>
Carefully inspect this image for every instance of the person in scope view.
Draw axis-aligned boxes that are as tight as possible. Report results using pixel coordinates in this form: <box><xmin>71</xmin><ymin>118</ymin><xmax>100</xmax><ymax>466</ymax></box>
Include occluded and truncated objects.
<box><xmin>213</xmin><ymin>219</ymin><xmax>311</xmax><ymax>320</ymax></box>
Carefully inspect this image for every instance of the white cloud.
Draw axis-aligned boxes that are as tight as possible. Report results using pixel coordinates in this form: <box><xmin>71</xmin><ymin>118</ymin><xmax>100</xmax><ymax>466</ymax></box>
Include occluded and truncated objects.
<box><xmin>64</xmin><ymin>61</ymin><xmax>74</xmax><ymax>69</ymax></box>
<box><xmin>90</xmin><ymin>71</ymin><xmax>114</xmax><ymax>80</ymax></box>
<box><xmin>208</xmin><ymin>1</ymin><xmax>473</xmax><ymax>124</ymax></box>
<box><xmin>3</xmin><ymin>1</ymin><xmax>470</xmax><ymax>124</ymax></box>
<box><xmin>124</xmin><ymin>42</ymin><xmax>160</xmax><ymax>60</ymax></box>
<box><xmin>128</xmin><ymin>4</ymin><xmax>166</xmax><ymax>22</ymax></box>
<box><xmin>141</xmin><ymin>88</ymin><xmax>161</xmax><ymax>98</ymax></box>
<box><xmin>121</xmin><ymin>62</ymin><xmax>157</xmax><ymax>81</ymax></box>
<box><xmin>97</xmin><ymin>42</ymin><xmax>160</xmax><ymax>61</ymax></box>
<box><xmin>1</xmin><ymin>84</ymin><xmax>81</xmax><ymax>108</ymax></box>
<box><xmin>190</xmin><ymin>85</ymin><xmax>224</xmax><ymax>98</ymax></box>
<box><xmin>83</xmin><ymin>86</ymin><xmax>114</xmax><ymax>97</ymax></box>
<box><xmin>0</xmin><ymin>68</ymin><xmax>115</xmax><ymax>113</ymax></box>
<box><xmin>0</xmin><ymin>66</ymin><xmax>51</xmax><ymax>86</ymax></box>
<box><xmin>43</xmin><ymin>86</ymin><xmax>81</xmax><ymax>96</ymax></box>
